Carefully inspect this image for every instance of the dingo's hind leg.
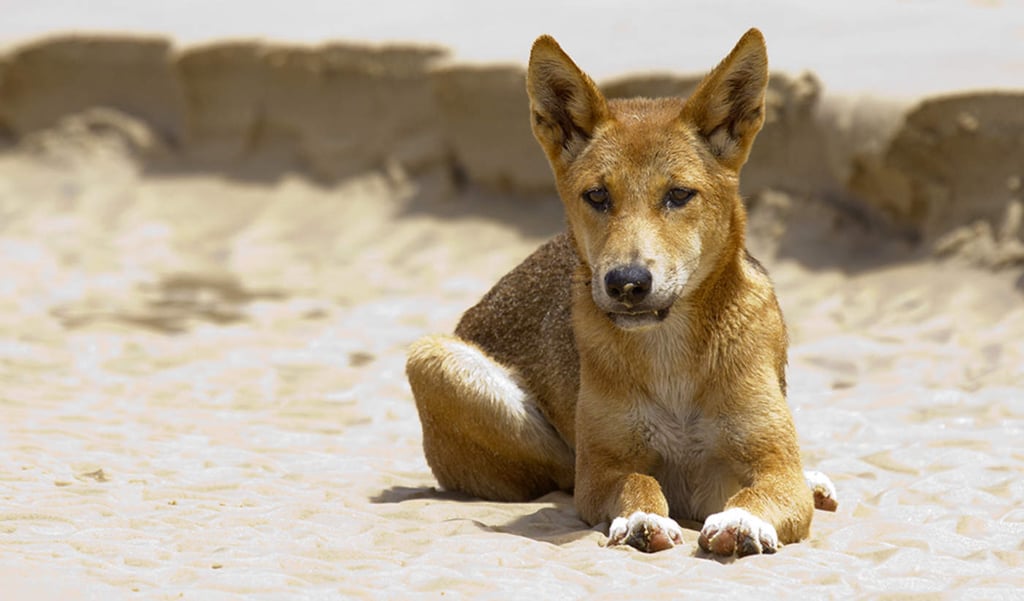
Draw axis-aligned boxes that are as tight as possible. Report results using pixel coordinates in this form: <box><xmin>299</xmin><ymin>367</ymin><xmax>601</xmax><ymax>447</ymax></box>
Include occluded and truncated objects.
<box><xmin>804</xmin><ymin>470</ymin><xmax>839</xmax><ymax>512</ymax></box>
<box><xmin>406</xmin><ymin>335</ymin><xmax>574</xmax><ymax>501</ymax></box>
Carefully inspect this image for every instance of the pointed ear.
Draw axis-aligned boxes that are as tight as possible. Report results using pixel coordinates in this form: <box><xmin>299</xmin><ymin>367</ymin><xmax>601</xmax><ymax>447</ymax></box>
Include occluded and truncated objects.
<box><xmin>527</xmin><ymin>35</ymin><xmax>610</xmax><ymax>165</ymax></box>
<box><xmin>682</xmin><ymin>28</ymin><xmax>769</xmax><ymax>171</ymax></box>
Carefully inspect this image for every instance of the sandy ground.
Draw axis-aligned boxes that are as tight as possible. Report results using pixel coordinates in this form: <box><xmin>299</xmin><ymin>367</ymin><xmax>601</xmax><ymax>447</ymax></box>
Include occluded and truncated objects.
<box><xmin>1</xmin><ymin>132</ymin><xmax>1023</xmax><ymax>598</ymax></box>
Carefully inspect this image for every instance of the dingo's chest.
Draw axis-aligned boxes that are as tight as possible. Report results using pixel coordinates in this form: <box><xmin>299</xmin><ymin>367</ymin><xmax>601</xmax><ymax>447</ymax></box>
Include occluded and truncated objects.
<box><xmin>635</xmin><ymin>382</ymin><xmax>741</xmax><ymax>521</ymax></box>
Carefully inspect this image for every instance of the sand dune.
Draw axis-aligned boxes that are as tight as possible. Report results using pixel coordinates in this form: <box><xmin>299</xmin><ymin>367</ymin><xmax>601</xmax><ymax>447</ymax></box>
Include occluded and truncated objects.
<box><xmin>1</xmin><ymin>33</ymin><xmax>1023</xmax><ymax>598</ymax></box>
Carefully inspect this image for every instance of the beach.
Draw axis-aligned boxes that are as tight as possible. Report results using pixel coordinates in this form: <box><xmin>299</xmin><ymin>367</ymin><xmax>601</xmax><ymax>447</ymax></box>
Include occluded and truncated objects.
<box><xmin>2</xmin><ymin>3</ymin><xmax>1024</xmax><ymax>597</ymax></box>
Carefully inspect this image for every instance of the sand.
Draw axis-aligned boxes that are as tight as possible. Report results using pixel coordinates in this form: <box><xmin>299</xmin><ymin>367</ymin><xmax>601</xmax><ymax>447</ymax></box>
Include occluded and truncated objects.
<box><xmin>1</xmin><ymin>29</ymin><xmax>1023</xmax><ymax>599</ymax></box>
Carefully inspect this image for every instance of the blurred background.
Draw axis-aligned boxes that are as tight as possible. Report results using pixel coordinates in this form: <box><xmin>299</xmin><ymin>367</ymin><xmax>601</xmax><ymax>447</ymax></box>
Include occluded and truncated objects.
<box><xmin>2</xmin><ymin>0</ymin><xmax>1022</xmax><ymax>97</ymax></box>
<box><xmin>3</xmin><ymin>0</ymin><xmax>1022</xmax><ymax>247</ymax></box>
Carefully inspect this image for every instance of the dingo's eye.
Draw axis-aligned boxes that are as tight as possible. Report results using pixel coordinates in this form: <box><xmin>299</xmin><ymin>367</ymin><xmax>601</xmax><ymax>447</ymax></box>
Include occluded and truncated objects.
<box><xmin>664</xmin><ymin>187</ymin><xmax>696</xmax><ymax>209</ymax></box>
<box><xmin>582</xmin><ymin>187</ymin><xmax>611</xmax><ymax>212</ymax></box>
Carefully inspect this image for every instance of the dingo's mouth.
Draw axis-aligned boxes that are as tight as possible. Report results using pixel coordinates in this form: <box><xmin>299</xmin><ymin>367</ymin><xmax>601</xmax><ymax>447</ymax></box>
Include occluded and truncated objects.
<box><xmin>608</xmin><ymin>307</ymin><xmax>670</xmax><ymax>329</ymax></box>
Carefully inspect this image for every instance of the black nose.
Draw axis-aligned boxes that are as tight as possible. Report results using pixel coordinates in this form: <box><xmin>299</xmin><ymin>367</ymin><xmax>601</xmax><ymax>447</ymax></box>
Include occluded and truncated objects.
<box><xmin>604</xmin><ymin>264</ymin><xmax>652</xmax><ymax>305</ymax></box>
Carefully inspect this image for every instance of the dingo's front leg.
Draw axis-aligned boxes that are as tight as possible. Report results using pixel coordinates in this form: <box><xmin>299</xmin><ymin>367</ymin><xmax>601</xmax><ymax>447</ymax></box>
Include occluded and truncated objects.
<box><xmin>573</xmin><ymin>402</ymin><xmax>685</xmax><ymax>554</ymax></box>
<box><xmin>578</xmin><ymin>468</ymin><xmax>685</xmax><ymax>553</ymax></box>
<box><xmin>697</xmin><ymin>471</ymin><xmax>838</xmax><ymax>556</ymax></box>
<box><xmin>697</xmin><ymin>409</ymin><xmax>816</xmax><ymax>557</ymax></box>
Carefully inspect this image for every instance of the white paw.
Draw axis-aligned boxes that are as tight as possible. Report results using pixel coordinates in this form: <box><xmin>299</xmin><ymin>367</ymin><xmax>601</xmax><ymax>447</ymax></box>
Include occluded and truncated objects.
<box><xmin>698</xmin><ymin>508</ymin><xmax>779</xmax><ymax>556</ymax></box>
<box><xmin>804</xmin><ymin>469</ymin><xmax>839</xmax><ymax>511</ymax></box>
<box><xmin>607</xmin><ymin>511</ymin><xmax>684</xmax><ymax>553</ymax></box>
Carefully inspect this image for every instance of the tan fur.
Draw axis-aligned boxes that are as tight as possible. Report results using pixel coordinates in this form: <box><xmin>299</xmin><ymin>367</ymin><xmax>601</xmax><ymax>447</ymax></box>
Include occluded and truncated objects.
<box><xmin>407</xmin><ymin>29</ymin><xmax>832</xmax><ymax>556</ymax></box>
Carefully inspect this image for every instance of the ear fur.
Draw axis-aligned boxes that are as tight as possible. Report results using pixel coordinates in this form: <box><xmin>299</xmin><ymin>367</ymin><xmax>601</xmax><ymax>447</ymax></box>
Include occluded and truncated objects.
<box><xmin>682</xmin><ymin>28</ymin><xmax>769</xmax><ymax>171</ymax></box>
<box><xmin>526</xmin><ymin>35</ymin><xmax>610</xmax><ymax>165</ymax></box>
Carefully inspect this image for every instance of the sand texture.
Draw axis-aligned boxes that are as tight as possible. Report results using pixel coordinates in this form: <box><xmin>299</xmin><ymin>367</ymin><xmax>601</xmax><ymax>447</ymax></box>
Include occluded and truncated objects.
<box><xmin>1</xmin><ymin>35</ymin><xmax>1023</xmax><ymax>598</ymax></box>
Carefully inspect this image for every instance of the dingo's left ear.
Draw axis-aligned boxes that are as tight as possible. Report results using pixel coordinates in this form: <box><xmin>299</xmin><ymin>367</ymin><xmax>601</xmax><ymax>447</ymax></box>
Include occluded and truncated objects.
<box><xmin>683</xmin><ymin>28</ymin><xmax>769</xmax><ymax>171</ymax></box>
<box><xmin>527</xmin><ymin>35</ymin><xmax>610</xmax><ymax>166</ymax></box>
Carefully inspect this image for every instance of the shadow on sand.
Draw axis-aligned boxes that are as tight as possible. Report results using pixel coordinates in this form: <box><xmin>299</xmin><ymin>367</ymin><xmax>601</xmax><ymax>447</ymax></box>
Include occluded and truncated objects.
<box><xmin>371</xmin><ymin>486</ymin><xmax>597</xmax><ymax>547</ymax></box>
<box><xmin>370</xmin><ymin>485</ymin><xmax>751</xmax><ymax>561</ymax></box>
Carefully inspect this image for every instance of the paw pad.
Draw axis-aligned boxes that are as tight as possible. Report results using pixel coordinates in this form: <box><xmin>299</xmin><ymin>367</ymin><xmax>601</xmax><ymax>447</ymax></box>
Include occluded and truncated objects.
<box><xmin>608</xmin><ymin>511</ymin><xmax>684</xmax><ymax>553</ymax></box>
<box><xmin>698</xmin><ymin>508</ymin><xmax>778</xmax><ymax>556</ymax></box>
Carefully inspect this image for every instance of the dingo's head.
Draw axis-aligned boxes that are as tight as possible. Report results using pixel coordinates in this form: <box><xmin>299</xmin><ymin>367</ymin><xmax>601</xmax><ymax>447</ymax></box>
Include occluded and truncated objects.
<box><xmin>527</xmin><ymin>29</ymin><xmax>768</xmax><ymax>330</ymax></box>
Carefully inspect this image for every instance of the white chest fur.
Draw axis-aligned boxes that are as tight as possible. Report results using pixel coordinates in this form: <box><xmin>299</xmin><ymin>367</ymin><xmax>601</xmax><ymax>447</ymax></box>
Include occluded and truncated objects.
<box><xmin>635</xmin><ymin>380</ymin><xmax>741</xmax><ymax>522</ymax></box>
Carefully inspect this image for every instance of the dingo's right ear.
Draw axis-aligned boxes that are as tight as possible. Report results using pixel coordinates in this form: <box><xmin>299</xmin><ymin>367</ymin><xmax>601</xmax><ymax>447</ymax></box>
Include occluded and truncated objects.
<box><xmin>527</xmin><ymin>35</ymin><xmax>610</xmax><ymax>166</ymax></box>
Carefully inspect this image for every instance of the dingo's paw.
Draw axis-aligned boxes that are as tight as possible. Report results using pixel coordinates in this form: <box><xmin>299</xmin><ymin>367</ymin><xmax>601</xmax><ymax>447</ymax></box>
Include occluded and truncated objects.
<box><xmin>607</xmin><ymin>511</ymin><xmax>684</xmax><ymax>553</ymax></box>
<box><xmin>698</xmin><ymin>508</ymin><xmax>778</xmax><ymax>556</ymax></box>
<box><xmin>804</xmin><ymin>470</ymin><xmax>839</xmax><ymax>512</ymax></box>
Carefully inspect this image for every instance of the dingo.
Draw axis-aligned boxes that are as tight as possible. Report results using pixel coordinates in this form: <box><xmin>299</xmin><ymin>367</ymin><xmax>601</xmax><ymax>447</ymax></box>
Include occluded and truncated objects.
<box><xmin>407</xmin><ymin>28</ymin><xmax>836</xmax><ymax>556</ymax></box>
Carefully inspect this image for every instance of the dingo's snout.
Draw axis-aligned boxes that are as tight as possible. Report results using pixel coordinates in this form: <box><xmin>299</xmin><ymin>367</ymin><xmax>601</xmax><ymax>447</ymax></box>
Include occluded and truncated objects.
<box><xmin>604</xmin><ymin>264</ymin><xmax>652</xmax><ymax>307</ymax></box>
